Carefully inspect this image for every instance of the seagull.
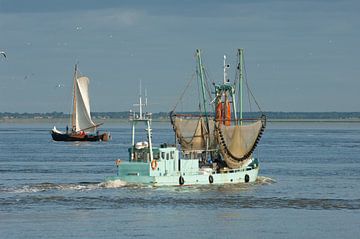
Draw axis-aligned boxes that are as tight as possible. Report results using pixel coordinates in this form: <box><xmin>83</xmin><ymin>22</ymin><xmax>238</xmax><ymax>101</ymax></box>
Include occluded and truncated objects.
<box><xmin>23</xmin><ymin>73</ymin><xmax>35</xmax><ymax>80</ymax></box>
<box><xmin>0</xmin><ymin>51</ymin><xmax>6</xmax><ymax>58</ymax></box>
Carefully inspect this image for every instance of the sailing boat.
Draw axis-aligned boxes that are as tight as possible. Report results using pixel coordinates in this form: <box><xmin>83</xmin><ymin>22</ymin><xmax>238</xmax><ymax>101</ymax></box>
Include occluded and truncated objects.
<box><xmin>51</xmin><ymin>64</ymin><xmax>110</xmax><ymax>142</ymax></box>
<box><xmin>106</xmin><ymin>49</ymin><xmax>265</xmax><ymax>186</ymax></box>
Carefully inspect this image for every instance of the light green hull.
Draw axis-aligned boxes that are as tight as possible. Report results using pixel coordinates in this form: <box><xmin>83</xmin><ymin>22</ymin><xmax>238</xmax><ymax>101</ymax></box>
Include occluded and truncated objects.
<box><xmin>107</xmin><ymin>166</ymin><xmax>258</xmax><ymax>186</ymax></box>
<box><xmin>106</xmin><ymin>146</ymin><xmax>259</xmax><ymax>186</ymax></box>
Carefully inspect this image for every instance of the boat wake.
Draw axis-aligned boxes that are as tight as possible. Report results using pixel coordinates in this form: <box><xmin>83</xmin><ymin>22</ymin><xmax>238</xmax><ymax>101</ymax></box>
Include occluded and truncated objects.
<box><xmin>1</xmin><ymin>176</ymin><xmax>274</xmax><ymax>194</ymax></box>
<box><xmin>2</xmin><ymin>181</ymin><xmax>360</xmax><ymax>210</ymax></box>
<box><xmin>2</xmin><ymin>182</ymin><xmax>107</xmax><ymax>193</ymax></box>
<box><xmin>99</xmin><ymin>179</ymin><xmax>127</xmax><ymax>188</ymax></box>
<box><xmin>256</xmin><ymin>176</ymin><xmax>276</xmax><ymax>185</ymax></box>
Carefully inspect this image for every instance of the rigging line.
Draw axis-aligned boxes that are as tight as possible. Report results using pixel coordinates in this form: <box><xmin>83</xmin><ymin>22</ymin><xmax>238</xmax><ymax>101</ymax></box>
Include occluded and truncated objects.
<box><xmin>203</xmin><ymin>67</ymin><xmax>214</xmax><ymax>106</ymax></box>
<box><xmin>235</xmin><ymin>55</ymin><xmax>249</xmax><ymax>118</ymax></box>
<box><xmin>172</xmin><ymin>72</ymin><xmax>196</xmax><ymax>112</ymax></box>
<box><xmin>244</xmin><ymin>68</ymin><xmax>253</xmax><ymax>112</ymax></box>
<box><xmin>247</xmin><ymin>82</ymin><xmax>252</xmax><ymax>113</ymax></box>
<box><xmin>199</xmin><ymin>55</ymin><xmax>214</xmax><ymax>103</ymax></box>
<box><xmin>238</xmin><ymin>51</ymin><xmax>252</xmax><ymax>112</ymax></box>
<box><xmin>243</xmin><ymin>56</ymin><xmax>263</xmax><ymax>113</ymax></box>
<box><xmin>196</xmin><ymin>67</ymin><xmax>203</xmax><ymax>113</ymax></box>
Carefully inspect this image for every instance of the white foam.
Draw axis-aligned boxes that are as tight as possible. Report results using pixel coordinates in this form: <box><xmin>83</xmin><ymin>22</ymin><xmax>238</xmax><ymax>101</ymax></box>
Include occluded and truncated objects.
<box><xmin>100</xmin><ymin>179</ymin><xmax>127</xmax><ymax>188</ymax></box>
<box><xmin>256</xmin><ymin>176</ymin><xmax>276</xmax><ymax>185</ymax></box>
<box><xmin>8</xmin><ymin>182</ymin><xmax>102</xmax><ymax>193</ymax></box>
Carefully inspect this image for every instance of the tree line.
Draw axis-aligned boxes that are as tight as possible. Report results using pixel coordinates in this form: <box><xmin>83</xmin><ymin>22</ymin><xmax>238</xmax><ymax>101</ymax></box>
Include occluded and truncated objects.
<box><xmin>1</xmin><ymin>111</ymin><xmax>360</xmax><ymax>120</ymax></box>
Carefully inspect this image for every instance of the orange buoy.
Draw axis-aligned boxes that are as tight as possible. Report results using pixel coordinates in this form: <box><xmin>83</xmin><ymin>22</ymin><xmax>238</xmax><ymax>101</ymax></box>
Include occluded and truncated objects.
<box><xmin>151</xmin><ymin>160</ymin><xmax>158</xmax><ymax>170</ymax></box>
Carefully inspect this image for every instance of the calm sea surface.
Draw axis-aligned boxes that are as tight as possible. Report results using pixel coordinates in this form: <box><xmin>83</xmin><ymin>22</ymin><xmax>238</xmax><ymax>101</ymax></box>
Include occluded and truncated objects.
<box><xmin>1</xmin><ymin>121</ymin><xmax>360</xmax><ymax>238</ymax></box>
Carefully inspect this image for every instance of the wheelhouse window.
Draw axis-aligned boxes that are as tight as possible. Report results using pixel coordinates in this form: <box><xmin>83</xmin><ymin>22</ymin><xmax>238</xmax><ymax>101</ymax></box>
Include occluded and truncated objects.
<box><xmin>153</xmin><ymin>151</ymin><xmax>160</xmax><ymax>160</ymax></box>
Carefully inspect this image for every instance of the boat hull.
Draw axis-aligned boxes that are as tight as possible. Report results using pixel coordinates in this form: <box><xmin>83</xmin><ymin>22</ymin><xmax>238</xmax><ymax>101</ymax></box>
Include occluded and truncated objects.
<box><xmin>51</xmin><ymin>130</ymin><xmax>110</xmax><ymax>142</ymax></box>
<box><xmin>106</xmin><ymin>157</ymin><xmax>259</xmax><ymax>186</ymax></box>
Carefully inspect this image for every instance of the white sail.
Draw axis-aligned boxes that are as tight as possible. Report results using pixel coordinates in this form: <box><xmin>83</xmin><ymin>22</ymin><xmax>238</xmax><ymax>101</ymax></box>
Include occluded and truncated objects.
<box><xmin>74</xmin><ymin>76</ymin><xmax>96</xmax><ymax>132</ymax></box>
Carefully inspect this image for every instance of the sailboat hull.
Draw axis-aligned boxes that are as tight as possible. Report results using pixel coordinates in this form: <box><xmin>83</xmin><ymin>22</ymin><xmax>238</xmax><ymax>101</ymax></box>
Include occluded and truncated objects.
<box><xmin>50</xmin><ymin>65</ymin><xmax>110</xmax><ymax>142</ymax></box>
<box><xmin>51</xmin><ymin>130</ymin><xmax>110</xmax><ymax>142</ymax></box>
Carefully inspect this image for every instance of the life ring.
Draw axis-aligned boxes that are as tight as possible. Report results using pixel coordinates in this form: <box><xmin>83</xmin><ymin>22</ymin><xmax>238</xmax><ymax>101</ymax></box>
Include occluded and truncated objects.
<box><xmin>244</xmin><ymin>174</ymin><xmax>250</xmax><ymax>183</ymax></box>
<box><xmin>151</xmin><ymin>160</ymin><xmax>158</xmax><ymax>170</ymax></box>
<box><xmin>209</xmin><ymin>175</ymin><xmax>214</xmax><ymax>184</ymax></box>
<box><xmin>179</xmin><ymin>176</ymin><xmax>184</xmax><ymax>185</ymax></box>
<box><xmin>115</xmin><ymin>159</ymin><xmax>121</xmax><ymax>166</ymax></box>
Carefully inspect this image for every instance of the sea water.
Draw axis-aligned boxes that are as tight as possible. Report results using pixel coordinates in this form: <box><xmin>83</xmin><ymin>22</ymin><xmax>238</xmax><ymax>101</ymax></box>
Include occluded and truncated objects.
<box><xmin>0</xmin><ymin>121</ymin><xmax>359</xmax><ymax>239</ymax></box>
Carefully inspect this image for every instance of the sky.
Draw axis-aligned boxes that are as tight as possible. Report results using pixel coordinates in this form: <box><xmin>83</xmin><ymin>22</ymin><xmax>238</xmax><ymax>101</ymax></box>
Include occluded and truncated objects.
<box><xmin>0</xmin><ymin>0</ymin><xmax>359</xmax><ymax>113</ymax></box>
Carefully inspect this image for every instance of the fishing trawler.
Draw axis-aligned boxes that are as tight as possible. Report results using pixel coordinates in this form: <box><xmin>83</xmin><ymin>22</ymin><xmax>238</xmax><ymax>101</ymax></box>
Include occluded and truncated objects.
<box><xmin>51</xmin><ymin>64</ymin><xmax>110</xmax><ymax>142</ymax></box>
<box><xmin>106</xmin><ymin>49</ymin><xmax>265</xmax><ymax>186</ymax></box>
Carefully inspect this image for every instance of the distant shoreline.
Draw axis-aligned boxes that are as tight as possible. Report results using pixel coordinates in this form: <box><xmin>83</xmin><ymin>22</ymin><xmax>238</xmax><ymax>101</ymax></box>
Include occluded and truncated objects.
<box><xmin>1</xmin><ymin>118</ymin><xmax>360</xmax><ymax>124</ymax></box>
<box><xmin>268</xmin><ymin>119</ymin><xmax>360</xmax><ymax>123</ymax></box>
<box><xmin>1</xmin><ymin>111</ymin><xmax>360</xmax><ymax>124</ymax></box>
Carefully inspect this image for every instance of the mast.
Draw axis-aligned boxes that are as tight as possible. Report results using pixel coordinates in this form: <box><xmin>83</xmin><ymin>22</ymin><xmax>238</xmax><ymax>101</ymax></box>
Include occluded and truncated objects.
<box><xmin>131</xmin><ymin>110</ymin><xmax>135</xmax><ymax>160</ymax></box>
<box><xmin>196</xmin><ymin>50</ymin><xmax>207</xmax><ymax>114</ymax></box>
<box><xmin>147</xmin><ymin>116</ymin><xmax>153</xmax><ymax>162</ymax></box>
<box><xmin>196</xmin><ymin>49</ymin><xmax>209</xmax><ymax>126</ymax></box>
<box><xmin>223</xmin><ymin>54</ymin><xmax>238</xmax><ymax>122</ymax></box>
<box><xmin>71</xmin><ymin>64</ymin><xmax>78</xmax><ymax>131</ymax></box>
<box><xmin>196</xmin><ymin>49</ymin><xmax>211</xmax><ymax>157</ymax></box>
<box><xmin>238</xmin><ymin>48</ymin><xmax>244</xmax><ymax>125</ymax></box>
<box><xmin>139</xmin><ymin>81</ymin><xmax>143</xmax><ymax>119</ymax></box>
<box><xmin>223</xmin><ymin>55</ymin><xmax>227</xmax><ymax>84</ymax></box>
<box><xmin>131</xmin><ymin>85</ymin><xmax>153</xmax><ymax>162</ymax></box>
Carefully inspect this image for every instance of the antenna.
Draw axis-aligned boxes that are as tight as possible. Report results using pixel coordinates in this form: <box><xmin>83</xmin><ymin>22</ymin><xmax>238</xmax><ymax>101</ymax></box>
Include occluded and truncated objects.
<box><xmin>223</xmin><ymin>54</ymin><xmax>230</xmax><ymax>84</ymax></box>
<box><xmin>145</xmin><ymin>88</ymin><xmax>148</xmax><ymax>106</ymax></box>
<box><xmin>223</xmin><ymin>55</ymin><xmax>226</xmax><ymax>83</ymax></box>
<box><xmin>133</xmin><ymin>80</ymin><xmax>147</xmax><ymax>120</ymax></box>
<box><xmin>139</xmin><ymin>80</ymin><xmax>142</xmax><ymax>119</ymax></box>
<box><xmin>139</xmin><ymin>80</ymin><xmax>142</xmax><ymax>97</ymax></box>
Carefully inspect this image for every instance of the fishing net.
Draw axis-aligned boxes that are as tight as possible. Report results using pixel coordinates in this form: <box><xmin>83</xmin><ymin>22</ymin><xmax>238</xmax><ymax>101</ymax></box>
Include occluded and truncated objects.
<box><xmin>216</xmin><ymin>115</ymin><xmax>266</xmax><ymax>168</ymax></box>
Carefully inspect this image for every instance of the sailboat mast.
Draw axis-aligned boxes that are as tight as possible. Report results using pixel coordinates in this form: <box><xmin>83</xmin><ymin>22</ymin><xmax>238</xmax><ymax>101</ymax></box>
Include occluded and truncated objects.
<box><xmin>71</xmin><ymin>64</ymin><xmax>78</xmax><ymax>131</ymax></box>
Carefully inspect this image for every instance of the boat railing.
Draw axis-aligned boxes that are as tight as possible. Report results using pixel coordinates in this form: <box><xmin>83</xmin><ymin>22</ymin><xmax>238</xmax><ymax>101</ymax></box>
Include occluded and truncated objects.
<box><xmin>129</xmin><ymin>111</ymin><xmax>152</xmax><ymax>121</ymax></box>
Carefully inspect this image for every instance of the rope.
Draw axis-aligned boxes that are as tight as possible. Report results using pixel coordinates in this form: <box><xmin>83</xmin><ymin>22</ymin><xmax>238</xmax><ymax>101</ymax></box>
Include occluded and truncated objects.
<box><xmin>171</xmin><ymin>72</ymin><xmax>196</xmax><ymax>112</ymax></box>
<box><xmin>243</xmin><ymin>57</ymin><xmax>263</xmax><ymax>113</ymax></box>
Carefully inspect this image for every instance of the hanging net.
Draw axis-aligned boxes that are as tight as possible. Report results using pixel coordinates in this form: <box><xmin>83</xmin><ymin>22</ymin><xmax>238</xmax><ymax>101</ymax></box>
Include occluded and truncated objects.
<box><xmin>216</xmin><ymin>115</ymin><xmax>266</xmax><ymax>168</ymax></box>
<box><xmin>170</xmin><ymin>114</ymin><xmax>216</xmax><ymax>151</ymax></box>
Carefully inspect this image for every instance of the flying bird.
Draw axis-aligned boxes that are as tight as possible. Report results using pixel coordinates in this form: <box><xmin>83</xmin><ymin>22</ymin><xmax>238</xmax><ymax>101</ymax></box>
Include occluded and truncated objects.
<box><xmin>0</xmin><ymin>51</ymin><xmax>6</xmax><ymax>58</ymax></box>
<box><xmin>23</xmin><ymin>73</ymin><xmax>35</xmax><ymax>80</ymax></box>
<box><xmin>55</xmin><ymin>83</ymin><xmax>65</xmax><ymax>88</ymax></box>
